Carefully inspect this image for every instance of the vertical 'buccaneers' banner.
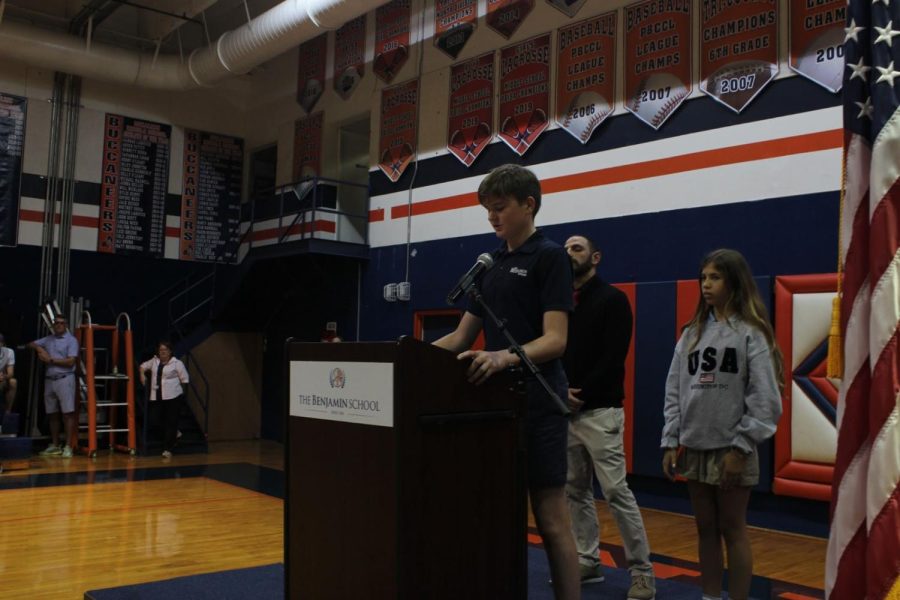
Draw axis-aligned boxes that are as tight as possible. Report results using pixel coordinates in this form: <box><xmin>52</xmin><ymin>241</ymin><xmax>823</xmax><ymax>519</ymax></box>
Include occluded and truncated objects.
<box><xmin>499</xmin><ymin>34</ymin><xmax>551</xmax><ymax>156</ymax></box>
<box><xmin>379</xmin><ymin>80</ymin><xmax>418</xmax><ymax>183</ymax></box>
<box><xmin>448</xmin><ymin>52</ymin><xmax>495</xmax><ymax>167</ymax></box>
<box><xmin>180</xmin><ymin>130</ymin><xmax>243</xmax><ymax>262</ymax></box>
<box><xmin>0</xmin><ymin>93</ymin><xmax>26</xmax><ymax>247</ymax></box>
<box><xmin>700</xmin><ymin>0</ymin><xmax>778</xmax><ymax>113</ymax></box>
<box><xmin>98</xmin><ymin>115</ymin><xmax>170</xmax><ymax>256</ymax></box>
<box><xmin>334</xmin><ymin>16</ymin><xmax>366</xmax><ymax>99</ymax></box>
<box><xmin>435</xmin><ymin>0</ymin><xmax>477</xmax><ymax>59</ymax></box>
<box><xmin>293</xmin><ymin>112</ymin><xmax>323</xmax><ymax>181</ymax></box>
<box><xmin>487</xmin><ymin>0</ymin><xmax>534</xmax><ymax>39</ymax></box>
<box><xmin>556</xmin><ymin>12</ymin><xmax>617</xmax><ymax>144</ymax></box>
<box><xmin>624</xmin><ymin>0</ymin><xmax>692</xmax><ymax>129</ymax></box>
<box><xmin>375</xmin><ymin>0</ymin><xmax>411</xmax><ymax>83</ymax></box>
<box><xmin>297</xmin><ymin>34</ymin><xmax>326</xmax><ymax>113</ymax></box>
<box><xmin>788</xmin><ymin>0</ymin><xmax>845</xmax><ymax>92</ymax></box>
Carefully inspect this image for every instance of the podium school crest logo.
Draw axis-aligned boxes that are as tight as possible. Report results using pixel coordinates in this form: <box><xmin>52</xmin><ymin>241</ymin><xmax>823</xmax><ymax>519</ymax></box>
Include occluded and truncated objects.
<box><xmin>329</xmin><ymin>368</ymin><xmax>346</xmax><ymax>389</ymax></box>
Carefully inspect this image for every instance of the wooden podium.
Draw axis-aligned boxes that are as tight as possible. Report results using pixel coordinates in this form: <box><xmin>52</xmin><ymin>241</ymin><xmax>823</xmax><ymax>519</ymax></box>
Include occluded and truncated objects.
<box><xmin>285</xmin><ymin>337</ymin><xmax>526</xmax><ymax>599</ymax></box>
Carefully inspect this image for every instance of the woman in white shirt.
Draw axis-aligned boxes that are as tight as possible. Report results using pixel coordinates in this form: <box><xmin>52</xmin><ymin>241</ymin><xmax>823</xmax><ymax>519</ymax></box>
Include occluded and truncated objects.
<box><xmin>139</xmin><ymin>341</ymin><xmax>189</xmax><ymax>458</ymax></box>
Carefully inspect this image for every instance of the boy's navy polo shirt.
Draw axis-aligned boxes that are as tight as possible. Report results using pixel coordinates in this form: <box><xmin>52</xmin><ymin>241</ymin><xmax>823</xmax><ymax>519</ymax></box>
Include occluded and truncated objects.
<box><xmin>467</xmin><ymin>230</ymin><xmax>573</xmax><ymax>366</ymax></box>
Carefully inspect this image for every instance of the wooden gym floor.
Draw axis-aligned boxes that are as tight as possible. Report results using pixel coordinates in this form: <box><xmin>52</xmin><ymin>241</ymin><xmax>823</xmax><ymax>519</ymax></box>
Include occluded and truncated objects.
<box><xmin>0</xmin><ymin>440</ymin><xmax>825</xmax><ymax>599</ymax></box>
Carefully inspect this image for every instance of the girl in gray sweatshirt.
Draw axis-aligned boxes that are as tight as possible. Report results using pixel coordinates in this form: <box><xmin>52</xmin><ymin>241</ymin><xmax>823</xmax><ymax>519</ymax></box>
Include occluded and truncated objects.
<box><xmin>660</xmin><ymin>249</ymin><xmax>783</xmax><ymax>600</ymax></box>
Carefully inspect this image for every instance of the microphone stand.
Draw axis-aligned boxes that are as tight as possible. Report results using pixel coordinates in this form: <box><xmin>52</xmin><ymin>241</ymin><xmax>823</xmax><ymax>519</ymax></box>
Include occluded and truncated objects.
<box><xmin>469</xmin><ymin>284</ymin><xmax>570</xmax><ymax>417</ymax></box>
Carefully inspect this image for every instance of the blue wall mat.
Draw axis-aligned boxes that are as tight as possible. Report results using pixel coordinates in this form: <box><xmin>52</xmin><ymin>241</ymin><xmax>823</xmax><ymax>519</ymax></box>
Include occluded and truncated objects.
<box><xmin>632</xmin><ymin>281</ymin><xmax>676</xmax><ymax>478</ymax></box>
<box><xmin>359</xmin><ymin>192</ymin><xmax>838</xmax><ymax>343</ymax></box>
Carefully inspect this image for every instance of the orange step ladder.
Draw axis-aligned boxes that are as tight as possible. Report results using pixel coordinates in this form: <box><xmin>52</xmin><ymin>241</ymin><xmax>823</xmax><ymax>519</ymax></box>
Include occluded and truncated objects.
<box><xmin>73</xmin><ymin>312</ymin><xmax>137</xmax><ymax>458</ymax></box>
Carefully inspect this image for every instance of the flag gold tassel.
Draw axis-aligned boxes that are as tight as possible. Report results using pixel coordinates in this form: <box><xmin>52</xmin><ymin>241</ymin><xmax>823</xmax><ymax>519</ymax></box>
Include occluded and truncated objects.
<box><xmin>886</xmin><ymin>574</ymin><xmax>900</xmax><ymax>600</ymax></box>
<box><xmin>827</xmin><ymin>295</ymin><xmax>843</xmax><ymax>378</ymax></box>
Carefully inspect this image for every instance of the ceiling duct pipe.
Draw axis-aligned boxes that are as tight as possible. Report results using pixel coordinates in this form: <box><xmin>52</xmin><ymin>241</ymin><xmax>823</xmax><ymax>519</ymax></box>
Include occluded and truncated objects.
<box><xmin>0</xmin><ymin>0</ymin><xmax>386</xmax><ymax>90</ymax></box>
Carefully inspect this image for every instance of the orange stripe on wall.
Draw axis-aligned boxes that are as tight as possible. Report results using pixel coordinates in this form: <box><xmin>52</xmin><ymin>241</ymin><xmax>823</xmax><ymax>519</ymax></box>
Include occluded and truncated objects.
<box><xmin>21</xmin><ymin>209</ymin><xmax>98</xmax><ymax>228</ymax></box>
<box><xmin>391</xmin><ymin>192</ymin><xmax>480</xmax><ymax>219</ymax></box>
<box><xmin>379</xmin><ymin>129</ymin><xmax>842</xmax><ymax>221</ymax></box>
<box><xmin>541</xmin><ymin>130</ymin><xmax>841</xmax><ymax>195</ymax></box>
<box><xmin>21</xmin><ymin>210</ymin><xmax>182</xmax><ymax>238</ymax></box>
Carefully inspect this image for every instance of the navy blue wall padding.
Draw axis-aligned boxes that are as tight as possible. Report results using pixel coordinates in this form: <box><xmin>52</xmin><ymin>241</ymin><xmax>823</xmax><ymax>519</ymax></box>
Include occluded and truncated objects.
<box><xmin>0</xmin><ymin>436</ymin><xmax>31</xmax><ymax>459</ymax></box>
<box><xmin>1</xmin><ymin>412</ymin><xmax>19</xmax><ymax>436</ymax></box>
<box><xmin>359</xmin><ymin>192</ymin><xmax>839</xmax><ymax>343</ymax></box>
<box><xmin>632</xmin><ymin>281</ymin><xmax>676</xmax><ymax>478</ymax></box>
<box><xmin>0</xmin><ymin>245</ymin><xmax>209</xmax><ymax>336</ymax></box>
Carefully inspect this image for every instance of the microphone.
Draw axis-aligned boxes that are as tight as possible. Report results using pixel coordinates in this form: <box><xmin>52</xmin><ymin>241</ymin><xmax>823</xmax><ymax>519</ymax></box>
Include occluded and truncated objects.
<box><xmin>447</xmin><ymin>253</ymin><xmax>494</xmax><ymax>305</ymax></box>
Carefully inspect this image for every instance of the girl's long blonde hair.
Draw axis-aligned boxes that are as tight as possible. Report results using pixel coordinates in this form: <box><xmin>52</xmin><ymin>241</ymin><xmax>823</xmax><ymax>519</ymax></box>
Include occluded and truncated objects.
<box><xmin>685</xmin><ymin>249</ymin><xmax>785</xmax><ymax>391</ymax></box>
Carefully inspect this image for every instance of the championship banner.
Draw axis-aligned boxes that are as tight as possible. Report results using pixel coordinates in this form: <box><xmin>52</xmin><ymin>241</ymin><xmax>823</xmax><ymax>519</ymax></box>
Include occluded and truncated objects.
<box><xmin>0</xmin><ymin>93</ymin><xmax>26</xmax><ymax>247</ymax></box>
<box><xmin>547</xmin><ymin>0</ymin><xmax>586</xmax><ymax>18</ymax></box>
<box><xmin>555</xmin><ymin>12</ymin><xmax>617</xmax><ymax>144</ymax></box>
<box><xmin>179</xmin><ymin>130</ymin><xmax>243</xmax><ymax>263</ymax></box>
<box><xmin>297</xmin><ymin>34</ymin><xmax>326</xmax><ymax>113</ymax></box>
<box><xmin>448</xmin><ymin>52</ymin><xmax>495</xmax><ymax>167</ymax></box>
<box><xmin>375</xmin><ymin>0</ymin><xmax>411</xmax><ymax>83</ymax></box>
<box><xmin>98</xmin><ymin>115</ymin><xmax>170</xmax><ymax>256</ymax></box>
<box><xmin>293</xmin><ymin>112</ymin><xmax>323</xmax><ymax>182</ymax></box>
<box><xmin>624</xmin><ymin>0</ymin><xmax>692</xmax><ymax>129</ymax></box>
<box><xmin>435</xmin><ymin>0</ymin><xmax>477</xmax><ymax>59</ymax></box>
<box><xmin>788</xmin><ymin>0</ymin><xmax>845</xmax><ymax>93</ymax></box>
<box><xmin>700</xmin><ymin>0</ymin><xmax>778</xmax><ymax>113</ymax></box>
<box><xmin>487</xmin><ymin>0</ymin><xmax>534</xmax><ymax>39</ymax></box>
<box><xmin>334</xmin><ymin>16</ymin><xmax>366</xmax><ymax>99</ymax></box>
<box><xmin>378</xmin><ymin>80</ymin><xmax>418</xmax><ymax>182</ymax></box>
<box><xmin>498</xmin><ymin>34</ymin><xmax>551</xmax><ymax>156</ymax></box>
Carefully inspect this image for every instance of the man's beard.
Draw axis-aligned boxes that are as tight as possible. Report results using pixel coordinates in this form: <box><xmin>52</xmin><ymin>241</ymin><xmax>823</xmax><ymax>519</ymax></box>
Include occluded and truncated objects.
<box><xmin>572</xmin><ymin>259</ymin><xmax>592</xmax><ymax>278</ymax></box>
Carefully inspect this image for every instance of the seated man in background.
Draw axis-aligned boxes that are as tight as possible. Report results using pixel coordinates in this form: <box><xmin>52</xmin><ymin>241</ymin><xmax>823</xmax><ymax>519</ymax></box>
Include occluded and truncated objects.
<box><xmin>0</xmin><ymin>333</ymin><xmax>17</xmax><ymax>416</ymax></box>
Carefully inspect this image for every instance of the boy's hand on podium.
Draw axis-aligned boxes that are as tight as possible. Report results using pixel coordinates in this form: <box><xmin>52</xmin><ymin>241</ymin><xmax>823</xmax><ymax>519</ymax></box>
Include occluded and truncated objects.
<box><xmin>458</xmin><ymin>349</ymin><xmax>512</xmax><ymax>385</ymax></box>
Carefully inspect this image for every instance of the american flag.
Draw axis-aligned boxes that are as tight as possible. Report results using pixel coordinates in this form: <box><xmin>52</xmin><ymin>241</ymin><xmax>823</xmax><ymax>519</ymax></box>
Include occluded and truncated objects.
<box><xmin>826</xmin><ymin>1</ymin><xmax>900</xmax><ymax>599</ymax></box>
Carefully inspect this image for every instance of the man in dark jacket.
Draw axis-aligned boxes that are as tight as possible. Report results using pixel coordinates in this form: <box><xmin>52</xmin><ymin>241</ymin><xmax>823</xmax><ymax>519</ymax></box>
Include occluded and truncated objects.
<box><xmin>562</xmin><ymin>235</ymin><xmax>655</xmax><ymax>600</ymax></box>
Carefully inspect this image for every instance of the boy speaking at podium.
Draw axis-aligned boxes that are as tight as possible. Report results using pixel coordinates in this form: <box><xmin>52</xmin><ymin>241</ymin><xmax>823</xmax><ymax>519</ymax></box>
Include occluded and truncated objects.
<box><xmin>433</xmin><ymin>164</ymin><xmax>580</xmax><ymax>600</ymax></box>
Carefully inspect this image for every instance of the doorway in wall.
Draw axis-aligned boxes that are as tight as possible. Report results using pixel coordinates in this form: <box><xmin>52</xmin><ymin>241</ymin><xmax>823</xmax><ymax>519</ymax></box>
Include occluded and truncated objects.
<box><xmin>249</xmin><ymin>143</ymin><xmax>277</xmax><ymax>203</ymax></box>
<box><xmin>337</xmin><ymin>116</ymin><xmax>370</xmax><ymax>244</ymax></box>
<box><xmin>247</xmin><ymin>144</ymin><xmax>277</xmax><ymax>236</ymax></box>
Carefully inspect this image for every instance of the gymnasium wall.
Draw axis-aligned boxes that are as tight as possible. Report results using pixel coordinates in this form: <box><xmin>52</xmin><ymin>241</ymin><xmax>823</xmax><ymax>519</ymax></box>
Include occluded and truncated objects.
<box><xmin>0</xmin><ymin>0</ymin><xmax>843</xmax><ymax>494</ymax></box>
